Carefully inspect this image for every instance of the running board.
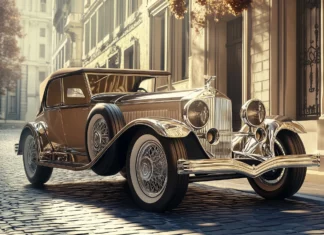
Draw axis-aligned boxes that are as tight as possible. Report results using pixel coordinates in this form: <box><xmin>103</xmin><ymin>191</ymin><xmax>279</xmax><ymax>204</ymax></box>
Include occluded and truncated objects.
<box><xmin>178</xmin><ymin>154</ymin><xmax>320</xmax><ymax>178</ymax></box>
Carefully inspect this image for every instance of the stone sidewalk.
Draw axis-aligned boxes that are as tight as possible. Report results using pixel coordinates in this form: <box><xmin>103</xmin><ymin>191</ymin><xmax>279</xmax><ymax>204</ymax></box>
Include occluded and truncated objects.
<box><xmin>1</xmin><ymin>129</ymin><xmax>324</xmax><ymax>235</ymax></box>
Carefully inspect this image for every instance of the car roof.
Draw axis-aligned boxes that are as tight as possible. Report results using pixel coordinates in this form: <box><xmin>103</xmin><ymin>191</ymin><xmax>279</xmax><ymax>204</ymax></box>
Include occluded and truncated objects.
<box><xmin>39</xmin><ymin>68</ymin><xmax>171</xmax><ymax>102</ymax></box>
<box><xmin>50</xmin><ymin>67</ymin><xmax>171</xmax><ymax>78</ymax></box>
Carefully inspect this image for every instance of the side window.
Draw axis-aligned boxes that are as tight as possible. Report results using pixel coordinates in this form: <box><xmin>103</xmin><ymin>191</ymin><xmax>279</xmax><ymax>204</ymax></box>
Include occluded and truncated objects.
<box><xmin>46</xmin><ymin>79</ymin><xmax>61</xmax><ymax>107</ymax></box>
<box><xmin>63</xmin><ymin>75</ymin><xmax>89</xmax><ymax>105</ymax></box>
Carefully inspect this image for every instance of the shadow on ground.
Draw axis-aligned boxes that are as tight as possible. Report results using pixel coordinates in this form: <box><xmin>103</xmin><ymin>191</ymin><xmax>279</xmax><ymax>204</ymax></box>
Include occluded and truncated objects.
<box><xmin>16</xmin><ymin>179</ymin><xmax>324</xmax><ymax>234</ymax></box>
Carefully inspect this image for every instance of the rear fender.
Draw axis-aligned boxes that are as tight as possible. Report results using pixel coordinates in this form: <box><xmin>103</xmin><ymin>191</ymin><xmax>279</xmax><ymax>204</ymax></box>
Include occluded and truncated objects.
<box><xmin>17</xmin><ymin>122</ymin><xmax>52</xmax><ymax>155</ymax></box>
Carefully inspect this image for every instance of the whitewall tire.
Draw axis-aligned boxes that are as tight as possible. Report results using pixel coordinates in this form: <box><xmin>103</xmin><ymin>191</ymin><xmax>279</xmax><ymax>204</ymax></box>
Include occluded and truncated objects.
<box><xmin>127</xmin><ymin>128</ymin><xmax>189</xmax><ymax>212</ymax></box>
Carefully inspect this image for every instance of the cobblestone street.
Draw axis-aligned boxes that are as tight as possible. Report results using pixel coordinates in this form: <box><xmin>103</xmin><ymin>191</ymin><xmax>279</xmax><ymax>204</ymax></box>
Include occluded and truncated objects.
<box><xmin>1</xmin><ymin>128</ymin><xmax>324</xmax><ymax>235</ymax></box>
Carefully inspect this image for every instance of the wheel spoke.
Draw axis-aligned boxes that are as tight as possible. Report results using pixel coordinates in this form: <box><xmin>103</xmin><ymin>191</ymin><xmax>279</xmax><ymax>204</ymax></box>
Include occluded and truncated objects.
<box><xmin>92</xmin><ymin>118</ymin><xmax>109</xmax><ymax>156</ymax></box>
<box><xmin>26</xmin><ymin>137</ymin><xmax>38</xmax><ymax>175</ymax></box>
<box><xmin>259</xmin><ymin>139</ymin><xmax>287</xmax><ymax>185</ymax></box>
<box><xmin>135</xmin><ymin>140</ymin><xmax>168</xmax><ymax>198</ymax></box>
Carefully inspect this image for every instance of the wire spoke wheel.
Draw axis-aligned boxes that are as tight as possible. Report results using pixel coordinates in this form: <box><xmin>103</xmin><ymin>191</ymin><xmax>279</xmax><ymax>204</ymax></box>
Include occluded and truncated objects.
<box><xmin>23</xmin><ymin>134</ymin><xmax>53</xmax><ymax>186</ymax></box>
<box><xmin>127</xmin><ymin>129</ymin><xmax>189</xmax><ymax>212</ymax></box>
<box><xmin>135</xmin><ymin>140</ymin><xmax>168</xmax><ymax>198</ymax></box>
<box><xmin>87</xmin><ymin>114</ymin><xmax>111</xmax><ymax>161</ymax></box>
<box><xmin>257</xmin><ymin>140</ymin><xmax>287</xmax><ymax>187</ymax></box>
<box><xmin>248</xmin><ymin>132</ymin><xmax>307</xmax><ymax>199</ymax></box>
<box><xmin>25</xmin><ymin>136</ymin><xmax>38</xmax><ymax>176</ymax></box>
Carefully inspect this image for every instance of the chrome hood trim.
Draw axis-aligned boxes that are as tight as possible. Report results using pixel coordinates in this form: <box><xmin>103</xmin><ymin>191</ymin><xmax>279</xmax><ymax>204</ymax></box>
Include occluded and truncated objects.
<box><xmin>117</xmin><ymin>89</ymin><xmax>204</xmax><ymax>104</ymax></box>
<box><xmin>178</xmin><ymin>154</ymin><xmax>320</xmax><ymax>178</ymax></box>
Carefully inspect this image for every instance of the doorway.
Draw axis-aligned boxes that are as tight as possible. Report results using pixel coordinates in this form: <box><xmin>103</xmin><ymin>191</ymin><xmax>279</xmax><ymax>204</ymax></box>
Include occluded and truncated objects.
<box><xmin>226</xmin><ymin>16</ymin><xmax>243</xmax><ymax>131</ymax></box>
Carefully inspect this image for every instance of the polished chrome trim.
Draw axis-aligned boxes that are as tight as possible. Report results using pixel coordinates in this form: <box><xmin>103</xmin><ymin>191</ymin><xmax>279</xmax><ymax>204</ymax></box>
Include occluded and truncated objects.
<box><xmin>197</xmin><ymin>97</ymin><xmax>232</xmax><ymax>159</ymax></box>
<box><xmin>232</xmin><ymin>116</ymin><xmax>308</xmax><ymax>162</ymax></box>
<box><xmin>177</xmin><ymin>154</ymin><xmax>321</xmax><ymax>178</ymax></box>
<box><xmin>189</xmin><ymin>173</ymin><xmax>245</xmax><ymax>183</ymax></box>
<box><xmin>240</xmin><ymin>99</ymin><xmax>266</xmax><ymax>127</ymax></box>
<box><xmin>265</xmin><ymin>118</ymin><xmax>307</xmax><ymax>154</ymax></box>
<box><xmin>183</xmin><ymin>99</ymin><xmax>209</xmax><ymax>130</ymax></box>
<box><xmin>254</xmin><ymin>127</ymin><xmax>267</xmax><ymax>143</ymax></box>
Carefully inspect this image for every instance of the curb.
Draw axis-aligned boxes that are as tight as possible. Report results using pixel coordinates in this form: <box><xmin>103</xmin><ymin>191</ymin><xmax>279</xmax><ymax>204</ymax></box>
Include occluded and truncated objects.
<box><xmin>307</xmin><ymin>170</ymin><xmax>324</xmax><ymax>176</ymax></box>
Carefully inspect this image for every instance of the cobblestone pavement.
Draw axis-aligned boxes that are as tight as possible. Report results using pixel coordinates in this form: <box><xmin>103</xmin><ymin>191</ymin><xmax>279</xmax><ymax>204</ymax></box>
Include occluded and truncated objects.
<box><xmin>1</xmin><ymin>129</ymin><xmax>324</xmax><ymax>235</ymax></box>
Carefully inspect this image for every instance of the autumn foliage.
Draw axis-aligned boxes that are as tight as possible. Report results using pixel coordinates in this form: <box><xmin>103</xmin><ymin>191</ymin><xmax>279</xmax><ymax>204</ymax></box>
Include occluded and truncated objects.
<box><xmin>0</xmin><ymin>0</ymin><xmax>24</xmax><ymax>94</ymax></box>
<box><xmin>168</xmin><ymin>0</ymin><xmax>252</xmax><ymax>28</ymax></box>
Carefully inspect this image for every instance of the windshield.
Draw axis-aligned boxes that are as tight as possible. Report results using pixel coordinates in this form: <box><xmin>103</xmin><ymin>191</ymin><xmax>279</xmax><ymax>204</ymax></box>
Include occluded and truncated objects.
<box><xmin>86</xmin><ymin>73</ymin><xmax>156</xmax><ymax>95</ymax></box>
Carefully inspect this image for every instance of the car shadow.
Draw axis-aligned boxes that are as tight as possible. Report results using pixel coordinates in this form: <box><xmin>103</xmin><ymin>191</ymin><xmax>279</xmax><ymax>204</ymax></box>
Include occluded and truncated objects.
<box><xmin>21</xmin><ymin>178</ymin><xmax>324</xmax><ymax>234</ymax></box>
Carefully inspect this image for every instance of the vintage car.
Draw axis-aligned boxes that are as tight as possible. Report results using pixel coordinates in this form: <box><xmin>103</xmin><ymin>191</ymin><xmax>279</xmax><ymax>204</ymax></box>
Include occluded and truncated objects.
<box><xmin>15</xmin><ymin>68</ymin><xmax>320</xmax><ymax>212</ymax></box>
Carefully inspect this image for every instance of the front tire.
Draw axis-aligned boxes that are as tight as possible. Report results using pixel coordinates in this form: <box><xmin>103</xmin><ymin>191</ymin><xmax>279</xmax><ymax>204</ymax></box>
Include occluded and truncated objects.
<box><xmin>248</xmin><ymin>132</ymin><xmax>307</xmax><ymax>199</ymax></box>
<box><xmin>23</xmin><ymin>135</ymin><xmax>53</xmax><ymax>186</ymax></box>
<box><xmin>127</xmin><ymin>129</ymin><xmax>189</xmax><ymax>212</ymax></box>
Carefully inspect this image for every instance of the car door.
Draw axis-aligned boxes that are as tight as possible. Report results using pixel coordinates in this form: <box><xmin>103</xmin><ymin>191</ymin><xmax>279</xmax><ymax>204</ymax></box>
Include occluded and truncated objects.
<box><xmin>43</xmin><ymin>78</ymin><xmax>67</xmax><ymax>152</ymax></box>
<box><xmin>60</xmin><ymin>74</ymin><xmax>91</xmax><ymax>154</ymax></box>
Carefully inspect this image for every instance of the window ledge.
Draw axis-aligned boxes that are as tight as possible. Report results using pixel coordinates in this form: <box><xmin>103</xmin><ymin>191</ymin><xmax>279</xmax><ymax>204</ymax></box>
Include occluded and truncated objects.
<box><xmin>172</xmin><ymin>79</ymin><xmax>189</xmax><ymax>85</ymax></box>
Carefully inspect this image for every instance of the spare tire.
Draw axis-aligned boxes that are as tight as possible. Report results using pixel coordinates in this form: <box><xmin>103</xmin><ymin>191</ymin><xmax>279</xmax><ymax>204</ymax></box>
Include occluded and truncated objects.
<box><xmin>86</xmin><ymin>104</ymin><xmax>125</xmax><ymax>176</ymax></box>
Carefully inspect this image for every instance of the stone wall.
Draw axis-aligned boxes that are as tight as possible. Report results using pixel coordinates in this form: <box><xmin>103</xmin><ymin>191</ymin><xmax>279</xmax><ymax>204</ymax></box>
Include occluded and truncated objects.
<box><xmin>250</xmin><ymin>0</ymin><xmax>270</xmax><ymax>114</ymax></box>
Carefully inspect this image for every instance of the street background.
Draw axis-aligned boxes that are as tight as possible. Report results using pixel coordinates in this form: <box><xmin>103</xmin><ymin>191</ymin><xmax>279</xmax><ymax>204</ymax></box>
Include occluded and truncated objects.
<box><xmin>1</xmin><ymin>128</ymin><xmax>324</xmax><ymax>235</ymax></box>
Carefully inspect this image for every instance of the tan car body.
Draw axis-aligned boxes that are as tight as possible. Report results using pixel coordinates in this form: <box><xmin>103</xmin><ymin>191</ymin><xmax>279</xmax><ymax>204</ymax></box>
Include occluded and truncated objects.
<box><xmin>16</xmin><ymin>68</ymin><xmax>320</xmax><ymax>176</ymax></box>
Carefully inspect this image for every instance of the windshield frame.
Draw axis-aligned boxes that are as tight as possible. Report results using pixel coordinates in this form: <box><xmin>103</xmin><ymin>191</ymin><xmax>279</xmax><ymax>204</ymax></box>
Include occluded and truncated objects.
<box><xmin>84</xmin><ymin>72</ymin><xmax>158</xmax><ymax>96</ymax></box>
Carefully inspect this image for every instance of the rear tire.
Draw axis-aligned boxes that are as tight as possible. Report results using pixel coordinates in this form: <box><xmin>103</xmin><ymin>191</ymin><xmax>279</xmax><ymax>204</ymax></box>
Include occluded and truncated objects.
<box><xmin>86</xmin><ymin>104</ymin><xmax>125</xmax><ymax>176</ymax></box>
<box><xmin>248</xmin><ymin>132</ymin><xmax>307</xmax><ymax>199</ymax></box>
<box><xmin>126</xmin><ymin>128</ymin><xmax>189</xmax><ymax>212</ymax></box>
<box><xmin>23</xmin><ymin>135</ymin><xmax>53</xmax><ymax>186</ymax></box>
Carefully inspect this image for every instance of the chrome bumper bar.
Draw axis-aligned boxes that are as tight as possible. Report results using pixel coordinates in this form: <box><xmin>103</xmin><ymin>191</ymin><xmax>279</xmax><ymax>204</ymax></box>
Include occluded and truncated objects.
<box><xmin>177</xmin><ymin>154</ymin><xmax>320</xmax><ymax>178</ymax></box>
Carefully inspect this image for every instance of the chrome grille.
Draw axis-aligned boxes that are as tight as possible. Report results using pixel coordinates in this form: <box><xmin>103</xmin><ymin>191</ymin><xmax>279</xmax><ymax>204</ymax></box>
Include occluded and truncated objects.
<box><xmin>197</xmin><ymin>97</ymin><xmax>232</xmax><ymax>159</ymax></box>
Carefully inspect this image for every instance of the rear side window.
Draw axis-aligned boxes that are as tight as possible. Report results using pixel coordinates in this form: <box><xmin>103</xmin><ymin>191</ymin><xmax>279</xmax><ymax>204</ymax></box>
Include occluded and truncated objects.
<box><xmin>46</xmin><ymin>79</ymin><xmax>61</xmax><ymax>107</ymax></box>
<box><xmin>63</xmin><ymin>75</ymin><xmax>89</xmax><ymax>105</ymax></box>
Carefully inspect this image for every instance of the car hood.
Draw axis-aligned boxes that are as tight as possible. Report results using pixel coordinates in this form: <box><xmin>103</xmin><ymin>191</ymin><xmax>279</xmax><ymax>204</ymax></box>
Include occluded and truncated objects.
<box><xmin>91</xmin><ymin>89</ymin><xmax>205</xmax><ymax>104</ymax></box>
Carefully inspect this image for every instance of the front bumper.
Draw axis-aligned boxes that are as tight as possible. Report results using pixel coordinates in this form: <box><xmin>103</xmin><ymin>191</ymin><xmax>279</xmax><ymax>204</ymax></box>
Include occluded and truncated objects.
<box><xmin>177</xmin><ymin>154</ymin><xmax>320</xmax><ymax>178</ymax></box>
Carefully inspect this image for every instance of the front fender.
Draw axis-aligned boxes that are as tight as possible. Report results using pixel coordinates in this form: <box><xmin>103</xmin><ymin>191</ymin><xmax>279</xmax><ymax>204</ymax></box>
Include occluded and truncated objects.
<box><xmin>63</xmin><ymin>117</ymin><xmax>193</xmax><ymax>171</ymax></box>
<box><xmin>232</xmin><ymin>115</ymin><xmax>306</xmax><ymax>157</ymax></box>
<box><xmin>131</xmin><ymin>117</ymin><xmax>192</xmax><ymax>138</ymax></box>
<box><xmin>264</xmin><ymin>115</ymin><xmax>306</xmax><ymax>153</ymax></box>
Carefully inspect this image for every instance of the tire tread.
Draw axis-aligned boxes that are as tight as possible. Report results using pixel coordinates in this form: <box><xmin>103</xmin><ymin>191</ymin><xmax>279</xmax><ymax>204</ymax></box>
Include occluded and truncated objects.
<box><xmin>248</xmin><ymin>132</ymin><xmax>307</xmax><ymax>199</ymax></box>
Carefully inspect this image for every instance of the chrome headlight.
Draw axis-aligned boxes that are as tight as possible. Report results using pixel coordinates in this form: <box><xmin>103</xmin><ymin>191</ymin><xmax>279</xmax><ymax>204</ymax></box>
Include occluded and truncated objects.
<box><xmin>240</xmin><ymin>99</ymin><xmax>266</xmax><ymax>127</ymax></box>
<box><xmin>184</xmin><ymin>100</ymin><xmax>209</xmax><ymax>129</ymax></box>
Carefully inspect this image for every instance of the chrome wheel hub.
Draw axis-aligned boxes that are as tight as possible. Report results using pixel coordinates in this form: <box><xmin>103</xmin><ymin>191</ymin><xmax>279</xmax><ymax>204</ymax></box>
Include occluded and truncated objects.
<box><xmin>139</xmin><ymin>157</ymin><xmax>153</xmax><ymax>181</ymax></box>
<box><xmin>136</xmin><ymin>140</ymin><xmax>168</xmax><ymax>198</ymax></box>
<box><xmin>92</xmin><ymin>118</ymin><xmax>109</xmax><ymax>155</ymax></box>
<box><xmin>259</xmin><ymin>140</ymin><xmax>286</xmax><ymax>185</ymax></box>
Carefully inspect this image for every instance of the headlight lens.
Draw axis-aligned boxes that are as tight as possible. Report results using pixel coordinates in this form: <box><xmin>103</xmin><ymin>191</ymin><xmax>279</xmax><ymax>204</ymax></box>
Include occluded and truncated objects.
<box><xmin>240</xmin><ymin>99</ymin><xmax>266</xmax><ymax>127</ymax></box>
<box><xmin>184</xmin><ymin>100</ymin><xmax>209</xmax><ymax>129</ymax></box>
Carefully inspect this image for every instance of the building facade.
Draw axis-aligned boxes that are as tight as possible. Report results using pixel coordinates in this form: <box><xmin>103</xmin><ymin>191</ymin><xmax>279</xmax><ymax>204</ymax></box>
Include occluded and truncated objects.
<box><xmin>0</xmin><ymin>0</ymin><xmax>53</xmax><ymax>121</ymax></box>
<box><xmin>52</xmin><ymin>0</ymin><xmax>83</xmax><ymax>71</ymax></box>
<box><xmin>63</xmin><ymin>0</ymin><xmax>323</xmax><ymax>156</ymax></box>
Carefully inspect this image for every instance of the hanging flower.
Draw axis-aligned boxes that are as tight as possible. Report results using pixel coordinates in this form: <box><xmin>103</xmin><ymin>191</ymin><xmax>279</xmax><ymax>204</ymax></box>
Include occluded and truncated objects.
<box><xmin>168</xmin><ymin>0</ymin><xmax>253</xmax><ymax>29</ymax></box>
<box><xmin>168</xmin><ymin>0</ymin><xmax>187</xmax><ymax>19</ymax></box>
<box><xmin>226</xmin><ymin>0</ymin><xmax>252</xmax><ymax>15</ymax></box>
